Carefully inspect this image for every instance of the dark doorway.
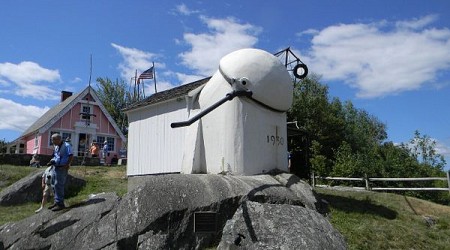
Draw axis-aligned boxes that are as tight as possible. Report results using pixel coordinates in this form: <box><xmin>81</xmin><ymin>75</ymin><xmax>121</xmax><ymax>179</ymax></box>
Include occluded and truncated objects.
<box><xmin>78</xmin><ymin>133</ymin><xmax>87</xmax><ymax>157</ymax></box>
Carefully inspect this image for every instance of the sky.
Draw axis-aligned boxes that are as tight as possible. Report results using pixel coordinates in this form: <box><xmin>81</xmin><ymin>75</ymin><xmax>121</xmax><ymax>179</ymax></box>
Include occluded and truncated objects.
<box><xmin>1</xmin><ymin>1</ymin><xmax>450</xmax><ymax>168</ymax></box>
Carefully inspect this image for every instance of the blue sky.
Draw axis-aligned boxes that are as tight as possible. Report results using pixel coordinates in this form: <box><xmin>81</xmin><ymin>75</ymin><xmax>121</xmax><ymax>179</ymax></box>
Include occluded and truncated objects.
<box><xmin>1</xmin><ymin>1</ymin><xmax>450</xmax><ymax>168</ymax></box>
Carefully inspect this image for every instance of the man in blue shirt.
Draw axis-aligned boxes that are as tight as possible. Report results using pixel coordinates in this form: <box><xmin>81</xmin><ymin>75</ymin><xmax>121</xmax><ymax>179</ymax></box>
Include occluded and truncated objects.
<box><xmin>47</xmin><ymin>133</ymin><xmax>73</xmax><ymax>211</ymax></box>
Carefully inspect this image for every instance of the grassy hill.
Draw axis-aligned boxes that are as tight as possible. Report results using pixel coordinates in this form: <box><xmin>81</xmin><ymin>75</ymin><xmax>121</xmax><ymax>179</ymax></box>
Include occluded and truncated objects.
<box><xmin>315</xmin><ymin>188</ymin><xmax>450</xmax><ymax>249</ymax></box>
<box><xmin>1</xmin><ymin>165</ymin><xmax>450</xmax><ymax>249</ymax></box>
<box><xmin>0</xmin><ymin>165</ymin><xmax>127</xmax><ymax>225</ymax></box>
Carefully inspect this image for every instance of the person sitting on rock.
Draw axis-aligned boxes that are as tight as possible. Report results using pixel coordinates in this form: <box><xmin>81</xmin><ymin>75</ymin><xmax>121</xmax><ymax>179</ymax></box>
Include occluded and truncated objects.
<box><xmin>29</xmin><ymin>154</ymin><xmax>40</xmax><ymax>168</ymax></box>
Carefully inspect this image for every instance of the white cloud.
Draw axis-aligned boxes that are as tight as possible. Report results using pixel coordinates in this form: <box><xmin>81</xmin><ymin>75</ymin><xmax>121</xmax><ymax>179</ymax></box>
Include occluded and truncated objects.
<box><xmin>179</xmin><ymin>16</ymin><xmax>261</xmax><ymax>76</ymax></box>
<box><xmin>176</xmin><ymin>72</ymin><xmax>205</xmax><ymax>85</ymax></box>
<box><xmin>141</xmin><ymin>80</ymin><xmax>177</xmax><ymax>96</ymax></box>
<box><xmin>0</xmin><ymin>98</ymin><xmax>50</xmax><ymax>132</ymax></box>
<box><xmin>111</xmin><ymin>43</ymin><xmax>157</xmax><ymax>81</ymax></box>
<box><xmin>113</xmin><ymin>16</ymin><xmax>260</xmax><ymax>91</ymax></box>
<box><xmin>0</xmin><ymin>61</ymin><xmax>60</xmax><ymax>83</ymax></box>
<box><xmin>303</xmin><ymin>15</ymin><xmax>450</xmax><ymax>98</ymax></box>
<box><xmin>297</xmin><ymin>28</ymin><xmax>319</xmax><ymax>37</ymax></box>
<box><xmin>15</xmin><ymin>84</ymin><xmax>60</xmax><ymax>101</ymax></box>
<box><xmin>435</xmin><ymin>139</ymin><xmax>450</xmax><ymax>158</ymax></box>
<box><xmin>139</xmin><ymin>71</ymin><xmax>204</xmax><ymax>96</ymax></box>
<box><xmin>0</xmin><ymin>61</ymin><xmax>61</xmax><ymax>100</ymax></box>
<box><xmin>175</xmin><ymin>3</ymin><xmax>199</xmax><ymax>16</ymax></box>
<box><xmin>155</xmin><ymin>81</ymin><xmax>177</xmax><ymax>93</ymax></box>
<box><xmin>396</xmin><ymin>14</ymin><xmax>438</xmax><ymax>30</ymax></box>
<box><xmin>71</xmin><ymin>77</ymin><xmax>83</xmax><ymax>83</ymax></box>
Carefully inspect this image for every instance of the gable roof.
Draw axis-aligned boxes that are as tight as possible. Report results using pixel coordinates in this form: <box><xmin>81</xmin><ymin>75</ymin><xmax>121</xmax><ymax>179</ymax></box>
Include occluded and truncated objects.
<box><xmin>19</xmin><ymin>86</ymin><xmax>126</xmax><ymax>142</ymax></box>
<box><xmin>123</xmin><ymin>77</ymin><xmax>210</xmax><ymax>112</ymax></box>
<box><xmin>21</xmin><ymin>92</ymin><xmax>79</xmax><ymax>137</ymax></box>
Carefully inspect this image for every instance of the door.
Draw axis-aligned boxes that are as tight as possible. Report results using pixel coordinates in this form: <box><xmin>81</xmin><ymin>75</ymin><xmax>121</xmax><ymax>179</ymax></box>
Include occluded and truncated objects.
<box><xmin>78</xmin><ymin>133</ymin><xmax>87</xmax><ymax>157</ymax></box>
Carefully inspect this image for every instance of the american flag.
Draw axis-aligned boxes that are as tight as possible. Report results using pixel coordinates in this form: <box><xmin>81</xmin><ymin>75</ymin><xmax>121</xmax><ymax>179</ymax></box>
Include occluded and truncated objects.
<box><xmin>137</xmin><ymin>66</ymin><xmax>154</xmax><ymax>83</ymax></box>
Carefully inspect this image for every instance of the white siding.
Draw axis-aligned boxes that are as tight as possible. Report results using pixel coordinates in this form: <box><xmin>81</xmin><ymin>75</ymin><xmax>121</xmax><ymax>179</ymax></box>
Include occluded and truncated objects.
<box><xmin>127</xmin><ymin>99</ymin><xmax>188</xmax><ymax>176</ymax></box>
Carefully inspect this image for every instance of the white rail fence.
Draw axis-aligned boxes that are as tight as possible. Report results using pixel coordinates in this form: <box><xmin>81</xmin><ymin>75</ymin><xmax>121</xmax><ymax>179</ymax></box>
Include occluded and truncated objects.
<box><xmin>311</xmin><ymin>171</ymin><xmax>450</xmax><ymax>193</ymax></box>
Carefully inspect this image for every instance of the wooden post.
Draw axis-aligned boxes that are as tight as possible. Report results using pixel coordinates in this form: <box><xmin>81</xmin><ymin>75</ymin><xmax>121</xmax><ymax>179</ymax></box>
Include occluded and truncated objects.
<box><xmin>365</xmin><ymin>173</ymin><xmax>370</xmax><ymax>191</ymax></box>
<box><xmin>312</xmin><ymin>171</ymin><xmax>315</xmax><ymax>188</ymax></box>
<box><xmin>447</xmin><ymin>170</ymin><xmax>450</xmax><ymax>195</ymax></box>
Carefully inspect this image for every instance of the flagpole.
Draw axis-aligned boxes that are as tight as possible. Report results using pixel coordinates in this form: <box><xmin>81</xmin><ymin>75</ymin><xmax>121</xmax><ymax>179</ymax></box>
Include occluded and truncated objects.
<box><xmin>137</xmin><ymin>70</ymin><xmax>140</xmax><ymax>101</ymax></box>
<box><xmin>134</xmin><ymin>69</ymin><xmax>138</xmax><ymax>102</ymax></box>
<box><xmin>153</xmin><ymin>61</ymin><xmax>157</xmax><ymax>93</ymax></box>
<box><xmin>142</xmin><ymin>74</ymin><xmax>145</xmax><ymax>98</ymax></box>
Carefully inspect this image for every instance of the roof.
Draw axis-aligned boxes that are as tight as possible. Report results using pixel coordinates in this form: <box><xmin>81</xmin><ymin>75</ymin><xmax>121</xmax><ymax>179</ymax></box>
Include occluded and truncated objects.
<box><xmin>123</xmin><ymin>77</ymin><xmax>210</xmax><ymax>112</ymax></box>
<box><xmin>18</xmin><ymin>86</ymin><xmax>127</xmax><ymax>143</ymax></box>
<box><xmin>21</xmin><ymin>90</ymin><xmax>83</xmax><ymax>137</ymax></box>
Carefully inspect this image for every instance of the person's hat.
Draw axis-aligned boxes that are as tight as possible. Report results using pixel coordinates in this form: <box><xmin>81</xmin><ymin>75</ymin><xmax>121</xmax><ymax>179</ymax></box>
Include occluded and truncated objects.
<box><xmin>104</xmin><ymin>141</ymin><xmax>108</xmax><ymax>144</ymax></box>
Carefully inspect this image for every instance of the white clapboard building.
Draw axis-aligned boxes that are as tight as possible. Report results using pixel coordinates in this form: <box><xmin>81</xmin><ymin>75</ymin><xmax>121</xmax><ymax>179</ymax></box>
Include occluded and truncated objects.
<box><xmin>125</xmin><ymin>48</ymin><xmax>293</xmax><ymax>177</ymax></box>
<box><xmin>124</xmin><ymin>78</ymin><xmax>209</xmax><ymax>176</ymax></box>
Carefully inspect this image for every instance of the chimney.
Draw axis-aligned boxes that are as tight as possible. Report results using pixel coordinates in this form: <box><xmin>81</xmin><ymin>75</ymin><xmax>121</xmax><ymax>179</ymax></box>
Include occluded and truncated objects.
<box><xmin>61</xmin><ymin>91</ymin><xmax>73</xmax><ymax>102</ymax></box>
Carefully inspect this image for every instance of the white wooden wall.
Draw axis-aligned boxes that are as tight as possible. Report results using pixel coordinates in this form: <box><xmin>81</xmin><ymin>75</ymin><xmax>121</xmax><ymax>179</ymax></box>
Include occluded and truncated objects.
<box><xmin>127</xmin><ymin>99</ymin><xmax>187</xmax><ymax>176</ymax></box>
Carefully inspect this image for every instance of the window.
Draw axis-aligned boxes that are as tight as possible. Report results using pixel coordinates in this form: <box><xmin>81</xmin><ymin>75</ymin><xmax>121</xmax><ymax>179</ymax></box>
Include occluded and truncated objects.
<box><xmin>81</xmin><ymin>105</ymin><xmax>91</xmax><ymax>120</ymax></box>
<box><xmin>62</xmin><ymin>132</ymin><xmax>72</xmax><ymax>143</ymax></box>
<box><xmin>107</xmin><ymin>137</ymin><xmax>115</xmax><ymax>152</ymax></box>
<box><xmin>49</xmin><ymin>131</ymin><xmax>71</xmax><ymax>146</ymax></box>
<box><xmin>97</xmin><ymin>136</ymin><xmax>105</xmax><ymax>147</ymax></box>
<box><xmin>97</xmin><ymin>136</ymin><xmax>115</xmax><ymax>152</ymax></box>
<box><xmin>34</xmin><ymin>134</ymin><xmax>39</xmax><ymax>148</ymax></box>
<box><xmin>49</xmin><ymin>131</ymin><xmax>57</xmax><ymax>146</ymax></box>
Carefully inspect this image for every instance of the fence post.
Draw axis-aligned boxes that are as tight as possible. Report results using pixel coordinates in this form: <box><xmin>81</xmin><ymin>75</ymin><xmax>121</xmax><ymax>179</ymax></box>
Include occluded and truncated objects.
<box><xmin>447</xmin><ymin>170</ymin><xmax>450</xmax><ymax>195</ymax></box>
<box><xmin>365</xmin><ymin>173</ymin><xmax>370</xmax><ymax>191</ymax></box>
<box><xmin>312</xmin><ymin>171</ymin><xmax>315</xmax><ymax>188</ymax></box>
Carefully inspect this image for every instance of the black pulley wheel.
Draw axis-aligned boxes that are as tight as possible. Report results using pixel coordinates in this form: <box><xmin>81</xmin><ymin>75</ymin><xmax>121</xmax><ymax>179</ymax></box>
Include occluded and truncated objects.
<box><xmin>293</xmin><ymin>63</ymin><xmax>308</xmax><ymax>79</ymax></box>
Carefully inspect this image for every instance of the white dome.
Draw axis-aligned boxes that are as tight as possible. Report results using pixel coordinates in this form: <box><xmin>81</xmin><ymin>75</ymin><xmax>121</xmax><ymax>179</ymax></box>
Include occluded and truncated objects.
<box><xmin>219</xmin><ymin>48</ymin><xmax>293</xmax><ymax>111</ymax></box>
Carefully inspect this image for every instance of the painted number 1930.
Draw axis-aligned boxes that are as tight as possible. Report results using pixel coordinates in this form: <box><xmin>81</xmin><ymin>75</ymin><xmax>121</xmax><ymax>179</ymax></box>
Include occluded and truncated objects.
<box><xmin>267</xmin><ymin>135</ymin><xmax>284</xmax><ymax>146</ymax></box>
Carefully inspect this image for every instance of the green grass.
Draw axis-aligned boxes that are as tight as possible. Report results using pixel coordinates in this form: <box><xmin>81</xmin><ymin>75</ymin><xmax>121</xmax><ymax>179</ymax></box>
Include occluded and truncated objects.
<box><xmin>315</xmin><ymin>188</ymin><xmax>450</xmax><ymax>249</ymax></box>
<box><xmin>66</xmin><ymin>165</ymin><xmax>128</xmax><ymax>204</ymax></box>
<box><xmin>0</xmin><ymin>165</ymin><xmax>128</xmax><ymax>225</ymax></box>
<box><xmin>0</xmin><ymin>165</ymin><xmax>40</xmax><ymax>191</ymax></box>
<box><xmin>2</xmin><ymin>166</ymin><xmax>450</xmax><ymax>249</ymax></box>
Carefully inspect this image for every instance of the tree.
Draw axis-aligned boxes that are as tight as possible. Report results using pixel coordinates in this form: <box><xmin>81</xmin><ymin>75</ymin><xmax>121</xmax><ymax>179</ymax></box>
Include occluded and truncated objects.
<box><xmin>96</xmin><ymin>77</ymin><xmax>131</xmax><ymax>135</ymax></box>
<box><xmin>287</xmin><ymin>76</ymin><xmax>449</xmax><ymax>204</ymax></box>
<box><xmin>0</xmin><ymin>138</ymin><xmax>7</xmax><ymax>154</ymax></box>
<box><xmin>374</xmin><ymin>142</ymin><xmax>418</xmax><ymax>178</ymax></box>
<box><xmin>341</xmin><ymin>101</ymin><xmax>387</xmax><ymax>152</ymax></box>
<box><xmin>288</xmin><ymin>74</ymin><xmax>345</xmax><ymax>175</ymax></box>
<box><xmin>332</xmin><ymin>141</ymin><xmax>363</xmax><ymax>177</ymax></box>
<box><xmin>402</xmin><ymin>131</ymin><xmax>448</xmax><ymax>203</ymax></box>
<box><xmin>288</xmin><ymin>75</ymin><xmax>387</xmax><ymax>176</ymax></box>
<box><xmin>309</xmin><ymin>140</ymin><xmax>330</xmax><ymax>175</ymax></box>
<box><xmin>409</xmin><ymin>130</ymin><xmax>446</xmax><ymax>170</ymax></box>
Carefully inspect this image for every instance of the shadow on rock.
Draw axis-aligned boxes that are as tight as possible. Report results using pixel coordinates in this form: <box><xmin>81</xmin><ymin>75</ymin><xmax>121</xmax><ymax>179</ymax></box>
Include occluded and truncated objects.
<box><xmin>68</xmin><ymin>197</ymin><xmax>107</xmax><ymax>209</ymax></box>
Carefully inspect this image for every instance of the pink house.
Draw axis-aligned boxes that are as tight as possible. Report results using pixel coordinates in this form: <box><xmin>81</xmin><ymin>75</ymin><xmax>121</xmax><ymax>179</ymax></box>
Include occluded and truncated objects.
<box><xmin>8</xmin><ymin>86</ymin><xmax>126</xmax><ymax>162</ymax></box>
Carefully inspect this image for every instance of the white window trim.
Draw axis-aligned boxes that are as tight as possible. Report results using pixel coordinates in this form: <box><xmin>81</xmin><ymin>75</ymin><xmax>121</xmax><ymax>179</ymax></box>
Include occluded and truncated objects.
<box><xmin>97</xmin><ymin>135</ymin><xmax>116</xmax><ymax>152</ymax></box>
<box><xmin>80</xmin><ymin>104</ymin><xmax>93</xmax><ymax>121</ymax></box>
<box><xmin>34</xmin><ymin>133</ymin><xmax>39</xmax><ymax>148</ymax></box>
